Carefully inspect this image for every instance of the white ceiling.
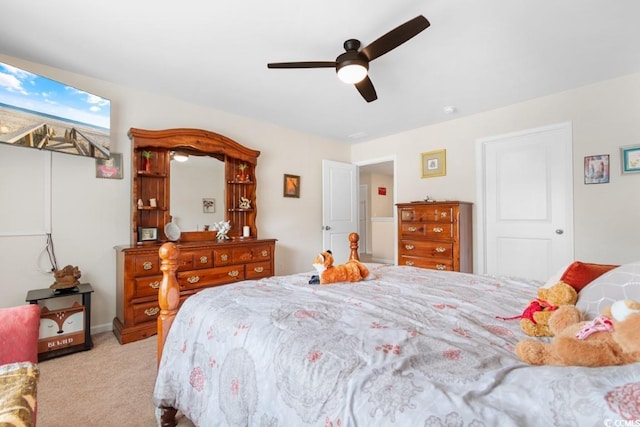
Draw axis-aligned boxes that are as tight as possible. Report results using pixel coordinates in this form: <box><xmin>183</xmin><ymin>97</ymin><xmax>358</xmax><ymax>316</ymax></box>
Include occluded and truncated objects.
<box><xmin>2</xmin><ymin>1</ymin><xmax>639</xmax><ymax>144</ymax></box>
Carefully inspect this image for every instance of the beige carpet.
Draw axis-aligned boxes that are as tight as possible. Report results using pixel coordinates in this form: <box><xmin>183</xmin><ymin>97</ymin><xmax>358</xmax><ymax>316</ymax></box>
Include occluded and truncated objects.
<box><xmin>37</xmin><ymin>332</ymin><xmax>194</xmax><ymax>426</ymax></box>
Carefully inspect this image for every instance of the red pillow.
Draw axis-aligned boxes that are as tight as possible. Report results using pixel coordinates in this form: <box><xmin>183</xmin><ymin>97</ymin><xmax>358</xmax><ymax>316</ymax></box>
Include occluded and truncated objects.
<box><xmin>560</xmin><ymin>261</ymin><xmax>618</xmax><ymax>291</ymax></box>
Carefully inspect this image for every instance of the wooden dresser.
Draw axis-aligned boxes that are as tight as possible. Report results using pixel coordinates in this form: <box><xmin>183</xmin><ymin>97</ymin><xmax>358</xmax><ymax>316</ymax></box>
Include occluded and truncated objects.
<box><xmin>396</xmin><ymin>201</ymin><xmax>472</xmax><ymax>273</ymax></box>
<box><xmin>114</xmin><ymin>238</ymin><xmax>276</xmax><ymax>344</ymax></box>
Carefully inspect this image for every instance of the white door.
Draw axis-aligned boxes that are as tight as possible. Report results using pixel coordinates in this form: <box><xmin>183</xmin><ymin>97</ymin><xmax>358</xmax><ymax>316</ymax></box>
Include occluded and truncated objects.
<box><xmin>358</xmin><ymin>184</ymin><xmax>368</xmax><ymax>254</ymax></box>
<box><xmin>477</xmin><ymin>122</ymin><xmax>574</xmax><ymax>281</ymax></box>
<box><xmin>322</xmin><ymin>160</ymin><xmax>358</xmax><ymax>263</ymax></box>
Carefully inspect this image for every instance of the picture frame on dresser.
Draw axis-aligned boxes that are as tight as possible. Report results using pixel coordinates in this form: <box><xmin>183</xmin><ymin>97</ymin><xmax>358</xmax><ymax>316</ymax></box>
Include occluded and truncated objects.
<box><xmin>620</xmin><ymin>144</ymin><xmax>640</xmax><ymax>174</ymax></box>
<box><xmin>137</xmin><ymin>226</ymin><xmax>158</xmax><ymax>242</ymax></box>
<box><xmin>421</xmin><ymin>149</ymin><xmax>446</xmax><ymax>178</ymax></box>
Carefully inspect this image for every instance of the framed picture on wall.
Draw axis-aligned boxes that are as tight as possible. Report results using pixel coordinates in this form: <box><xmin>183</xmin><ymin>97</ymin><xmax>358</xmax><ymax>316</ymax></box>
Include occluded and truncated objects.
<box><xmin>95</xmin><ymin>152</ymin><xmax>123</xmax><ymax>179</ymax></box>
<box><xmin>421</xmin><ymin>149</ymin><xmax>446</xmax><ymax>178</ymax></box>
<box><xmin>584</xmin><ymin>154</ymin><xmax>610</xmax><ymax>184</ymax></box>
<box><xmin>620</xmin><ymin>144</ymin><xmax>640</xmax><ymax>174</ymax></box>
<box><xmin>283</xmin><ymin>174</ymin><xmax>300</xmax><ymax>198</ymax></box>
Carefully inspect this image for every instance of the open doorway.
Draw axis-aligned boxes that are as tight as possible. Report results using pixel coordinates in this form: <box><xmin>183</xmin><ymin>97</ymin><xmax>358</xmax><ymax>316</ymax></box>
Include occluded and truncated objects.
<box><xmin>358</xmin><ymin>159</ymin><xmax>395</xmax><ymax>264</ymax></box>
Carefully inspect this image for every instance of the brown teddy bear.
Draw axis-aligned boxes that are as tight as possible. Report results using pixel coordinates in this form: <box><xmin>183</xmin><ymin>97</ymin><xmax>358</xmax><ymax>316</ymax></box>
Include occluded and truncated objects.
<box><xmin>311</xmin><ymin>250</ymin><xmax>370</xmax><ymax>285</ymax></box>
<box><xmin>498</xmin><ymin>281</ymin><xmax>578</xmax><ymax>337</ymax></box>
<box><xmin>515</xmin><ymin>299</ymin><xmax>640</xmax><ymax>367</ymax></box>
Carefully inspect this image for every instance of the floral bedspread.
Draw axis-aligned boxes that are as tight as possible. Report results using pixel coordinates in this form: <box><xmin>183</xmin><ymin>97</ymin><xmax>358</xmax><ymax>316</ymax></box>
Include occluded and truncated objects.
<box><xmin>154</xmin><ymin>264</ymin><xmax>640</xmax><ymax>426</ymax></box>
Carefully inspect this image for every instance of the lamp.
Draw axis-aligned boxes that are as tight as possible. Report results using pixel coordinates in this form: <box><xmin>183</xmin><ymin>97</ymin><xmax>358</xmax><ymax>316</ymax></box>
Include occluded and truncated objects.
<box><xmin>170</xmin><ymin>151</ymin><xmax>189</xmax><ymax>162</ymax></box>
<box><xmin>336</xmin><ymin>62</ymin><xmax>368</xmax><ymax>84</ymax></box>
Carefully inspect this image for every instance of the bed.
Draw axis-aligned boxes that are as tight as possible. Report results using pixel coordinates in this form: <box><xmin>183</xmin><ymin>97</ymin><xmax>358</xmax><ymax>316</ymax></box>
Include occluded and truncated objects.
<box><xmin>153</xmin><ymin>234</ymin><xmax>640</xmax><ymax>426</ymax></box>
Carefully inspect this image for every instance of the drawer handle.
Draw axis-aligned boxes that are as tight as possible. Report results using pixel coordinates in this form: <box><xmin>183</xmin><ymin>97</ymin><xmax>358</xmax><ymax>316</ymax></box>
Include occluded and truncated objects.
<box><xmin>435</xmin><ymin>247</ymin><xmax>446</xmax><ymax>253</ymax></box>
<box><xmin>432</xmin><ymin>227</ymin><xmax>443</xmax><ymax>233</ymax></box>
<box><xmin>143</xmin><ymin>261</ymin><xmax>153</xmax><ymax>270</ymax></box>
<box><xmin>405</xmin><ymin>261</ymin><xmax>414</xmax><ymax>266</ymax></box>
<box><xmin>253</xmin><ymin>266</ymin><xmax>264</xmax><ymax>273</ymax></box>
<box><xmin>187</xmin><ymin>276</ymin><xmax>200</xmax><ymax>284</ymax></box>
<box><xmin>408</xmin><ymin>226</ymin><xmax>417</xmax><ymax>232</ymax></box>
<box><xmin>436</xmin><ymin>264</ymin><xmax>446</xmax><ymax>270</ymax></box>
<box><xmin>144</xmin><ymin>307</ymin><xmax>160</xmax><ymax>316</ymax></box>
<box><xmin>149</xmin><ymin>281</ymin><xmax>160</xmax><ymax>289</ymax></box>
<box><xmin>440</xmin><ymin>212</ymin><xmax>448</xmax><ymax>218</ymax></box>
<box><xmin>228</xmin><ymin>270</ymin><xmax>240</xmax><ymax>278</ymax></box>
<box><xmin>199</xmin><ymin>256</ymin><xmax>208</xmax><ymax>264</ymax></box>
<box><xmin>261</xmin><ymin>250</ymin><xmax>268</xmax><ymax>257</ymax></box>
<box><xmin>404</xmin><ymin>244</ymin><xmax>415</xmax><ymax>250</ymax></box>
<box><xmin>221</xmin><ymin>254</ymin><xmax>228</xmax><ymax>261</ymax></box>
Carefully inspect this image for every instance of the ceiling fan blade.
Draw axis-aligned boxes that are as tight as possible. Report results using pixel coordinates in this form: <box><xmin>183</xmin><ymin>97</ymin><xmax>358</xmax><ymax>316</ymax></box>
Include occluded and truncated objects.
<box><xmin>361</xmin><ymin>15</ymin><xmax>430</xmax><ymax>62</ymax></box>
<box><xmin>355</xmin><ymin>76</ymin><xmax>377</xmax><ymax>102</ymax></box>
<box><xmin>267</xmin><ymin>61</ymin><xmax>336</xmax><ymax>69</ymax></box>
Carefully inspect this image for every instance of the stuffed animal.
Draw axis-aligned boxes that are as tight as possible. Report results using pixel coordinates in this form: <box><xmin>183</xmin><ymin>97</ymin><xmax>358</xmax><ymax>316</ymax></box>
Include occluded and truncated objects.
<box><xmin>497</xmin><ymin>281</ymin><xmax>578</xmax><ymax>337</ymax></box>
<box><xmin>515</xmin><ymin>299</ymin><xmax>640</xmax><ymax>367</ymax></box>
<box><xmin>311</xmin><ymin>250</ymin><xmax>370</xmax><ymax>285</ymax></box>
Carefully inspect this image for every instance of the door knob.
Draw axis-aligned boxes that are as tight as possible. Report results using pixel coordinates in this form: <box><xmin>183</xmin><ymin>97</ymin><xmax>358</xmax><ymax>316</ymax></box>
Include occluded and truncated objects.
<box><xmin>555</xmin><ymin>229</ymin><xmax>564</xmax><ymax>235</ymax></box>
<box><xmin>323</xmin><ymin>226</ymin><xmax>331</xmax><ymax>230</ymax></box>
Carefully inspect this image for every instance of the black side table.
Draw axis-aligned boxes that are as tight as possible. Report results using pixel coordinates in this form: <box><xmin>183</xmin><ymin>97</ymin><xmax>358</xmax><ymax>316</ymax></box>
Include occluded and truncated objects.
<box><xmin>26</xmin><ymin>283</ymin><xmax>94</xmax><ymax>361</ymax></box>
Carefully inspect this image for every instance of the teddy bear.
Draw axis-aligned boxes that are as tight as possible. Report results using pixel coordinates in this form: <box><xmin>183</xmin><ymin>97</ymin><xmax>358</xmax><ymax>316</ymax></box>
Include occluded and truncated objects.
<box><xmin>497</xmin><ymin>281</ymin><xmax>578</xmax><ymax>337</ymax></box>
<box><xmin>515</xmin><ymin>299</ymin><xmax>640</xmax><ymax>367</ymax></box>
<box><xmin>309</xmin><ymin>250</ymin><xmax>370</xmax><ymax>285</ymax></box>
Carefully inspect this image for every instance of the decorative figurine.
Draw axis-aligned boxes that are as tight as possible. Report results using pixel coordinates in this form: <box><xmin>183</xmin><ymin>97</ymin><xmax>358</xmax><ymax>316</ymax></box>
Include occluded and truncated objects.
<box><xmin>212</xmin><ymin>220</ymin><xmax>231</xmax><ymax>240</ymax></box>
<box><xmin>239</xmin><ymin>197</ymin><xmax>251</xmax><ymax>209</ymax></box>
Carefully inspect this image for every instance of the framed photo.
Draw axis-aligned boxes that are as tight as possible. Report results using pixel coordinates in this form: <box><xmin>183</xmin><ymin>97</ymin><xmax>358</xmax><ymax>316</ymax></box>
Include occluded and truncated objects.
<box><xmin>137</xmin><ymin>226</ymin><xmax>158</xmax><ymax>242</ymax></box>
<box><xmin>421</xmin><ymin>149</ymin><xmax>446</xmax><ymax>178</ymax></box>
<box><xmin>584</xmin><ymin>154</ymin><xmax>610</xmax><ymax>184</ymax></box>
<box><xmin>283</xmin><ymin>174</ymin><xmax>300</xmax><ymax>198</ymax></box>
<box><xmin>620</xmin><ymin>144</ymin><xmax>640</xmax><ymax>174</ymax></box>
<box><xmin>95</xmin><ymin>152</ymin><xmax>123</xmax><ymax>179</ymax></box>
<box><xmin>202</xmin><ymin>198</ymin><xmax>215</xmax><ymax>213</ymax></box>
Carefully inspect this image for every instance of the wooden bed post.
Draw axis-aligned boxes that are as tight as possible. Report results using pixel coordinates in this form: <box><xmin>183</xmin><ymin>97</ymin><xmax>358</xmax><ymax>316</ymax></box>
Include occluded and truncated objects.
<box><xmin>348</xmin><ymin>232</ymin><xmax>361</xmax><ymax>262</ymax></box>
<box><xmin>158</xmin><ymin>242</ymin><xmax>180</xmax><ymax>367</ymax></box>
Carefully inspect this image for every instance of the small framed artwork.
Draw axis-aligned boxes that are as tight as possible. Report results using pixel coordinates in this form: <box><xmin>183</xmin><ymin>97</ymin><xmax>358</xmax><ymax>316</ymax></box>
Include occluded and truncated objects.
<box><xmin>620</xmin><ymin>144</ymin><xmax>640</xmax><ymax>174</ymax></box>
<box><xmin>584</xmin><ymin>154</ymin><xmax>610</xmax><ymax>184</ymax></box>
<box><xmin>202</xmin><ymin>198</ymin><xmax>215</xmax><ymax>213</ymax></box>
<box><xmin>283</xmin><ymin>174</ymin><xmax>300</xmax><ymax>198</ymax></box>
<box><xmin>421</xmin><ymin>149</ymin><xmax>446</xmax><ymax>178</ymax></box>
<box><xmin>137</xmin><ymin>226</ymin><xmax>158</xmax><ymax>242</ymax></box>
<box><xmin>95</xmin><ymin>153</ymin><xmax>123</xmax><ymax>179</ymax></box>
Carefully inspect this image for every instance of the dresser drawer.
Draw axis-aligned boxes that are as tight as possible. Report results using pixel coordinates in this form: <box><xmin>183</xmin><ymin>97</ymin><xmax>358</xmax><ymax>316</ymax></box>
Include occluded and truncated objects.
<box><xmin>133</xmin><ymin>254</ymin><xmax>160</xmax><ymax>275</ymax></box>
<box><xmin>132</xmin><ymin>300</ymin><xmax>161</xmax><ymax>325</ymax></box>
<box><xmin>133</xmin><ymin>275</ymin><xmax>163</xmax><ymax>298</ymax></box>
<box><xmin>398</xmin><ymin>255</ymin><xmax>453</xmax><ymax>271</ymax></box>
<box><xmin>399</xmin><ymin>206</ymin><xmax>454</xmax><ymax>223</ymax></box>
<box><xmin>245</xmin><ymin>261</ymin><xmax>272</xmax><ymax>279</ymax></box>
<box><xmin>178</xmin><ymin>249</ymin><xmax>213</xmax><ymax>271</ymax></box>
<box><xmin>232</xmin><ymin>244</ymin><xmax>272</xmax><ymax>263</ymax></box>
<box><xmin>177</xmin><ymin>265</ymin><xmax>245</xmax><ymax>290</ymax></box>
<box><xmin>213</xmin><ymin>249</ymin><xmax>232</xmax><ymax>266</ymax></box>
<box><xmin>399</xmin><ymin>240</ymin><xmax>453</xmax><ymax>259</ymax></box>
<box><xmin>400</xmin><ymin>222</ymin><xmax>453</xmax><ymax>240</ymax></box>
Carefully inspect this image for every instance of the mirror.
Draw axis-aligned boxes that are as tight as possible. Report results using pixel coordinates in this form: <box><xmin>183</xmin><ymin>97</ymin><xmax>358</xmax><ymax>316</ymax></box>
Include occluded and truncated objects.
<box><xmin>170</xmin><ymin>155</ymin><xmax>226</xmax><ymax>231</ymax></box>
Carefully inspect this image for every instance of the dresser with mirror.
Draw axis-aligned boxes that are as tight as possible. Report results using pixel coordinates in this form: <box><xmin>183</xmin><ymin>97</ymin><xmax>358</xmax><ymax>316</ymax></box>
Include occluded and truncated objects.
<box><xmin>113</xmin><ymin>128</ymin><xmax>276</xmax><ymax>344</ymax></box>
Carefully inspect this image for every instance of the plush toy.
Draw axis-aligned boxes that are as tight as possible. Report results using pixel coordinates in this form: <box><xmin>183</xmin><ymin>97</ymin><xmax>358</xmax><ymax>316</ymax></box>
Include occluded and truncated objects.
<box><xmin>497</xmin><ymin>281</ymin><xmax>578</xmax><ymax>337</ymax></box>
<box><xmin>310</xmin><ymin>250</ymin><xmax>370</xmax><ymax>285</ymax></box>
<box><xmin>515</xmin><ymin>299</ymin><xmax>640</xmax><ymax>367</ymax></box>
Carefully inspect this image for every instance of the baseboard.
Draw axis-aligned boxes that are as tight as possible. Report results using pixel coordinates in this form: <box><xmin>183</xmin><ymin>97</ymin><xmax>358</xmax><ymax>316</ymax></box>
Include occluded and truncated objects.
<box><xmin>371</xmin><ymin>257</ymin><xmax>394</xmax><ymax>265</ymax></box>
<box><xmin>91</xmin><ymin>322</ymin><xmax>112</xmax><ymax>335</ymax></box>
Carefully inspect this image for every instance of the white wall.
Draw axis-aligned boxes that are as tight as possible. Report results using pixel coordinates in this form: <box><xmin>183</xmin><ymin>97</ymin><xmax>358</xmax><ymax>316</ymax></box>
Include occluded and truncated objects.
<box><xmin>0</xmin><ymin>54</ymin><xmax>350</xmax><ymax>333</ymax></box>
<box><xmin>351</xmin><ymin>73</ymin><xmax>640</xmax><ymax>268</ymax></box>
<box><xmin>2</xmin><ymin>52</ymin><xmax>639</xmax><ymax>334</ymax></box>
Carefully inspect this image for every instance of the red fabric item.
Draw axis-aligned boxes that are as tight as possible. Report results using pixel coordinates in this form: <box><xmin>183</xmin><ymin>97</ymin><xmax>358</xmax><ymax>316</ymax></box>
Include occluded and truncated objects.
<box><xmin>560</xmin><ymin>261</ymin><xmax>618</xmax><ymax>291</ymax></box>
<box><xmin>0</xmin><ymin>304</ymin><xmax>40</xmax><ymax>365</ymax></box>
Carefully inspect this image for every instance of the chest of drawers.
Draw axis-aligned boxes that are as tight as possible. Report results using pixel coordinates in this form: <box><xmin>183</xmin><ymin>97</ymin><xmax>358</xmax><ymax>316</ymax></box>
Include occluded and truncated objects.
<box><xmin>396</xmin><ymin>201</ymin><xmax>472</xmax><ymax>272</ymax></box>
<box><xmin>113</xmin><ymin>238</ymin><xmax>276</xmax><ymax>344</ymax></box>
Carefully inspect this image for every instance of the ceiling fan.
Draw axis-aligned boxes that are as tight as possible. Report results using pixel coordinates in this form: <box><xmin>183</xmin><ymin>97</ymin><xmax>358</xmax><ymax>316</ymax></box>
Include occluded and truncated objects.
<box><xmin>267</xmin><ymin>15</ymin><xmax>430</xmax><ymax>102</ymax></box>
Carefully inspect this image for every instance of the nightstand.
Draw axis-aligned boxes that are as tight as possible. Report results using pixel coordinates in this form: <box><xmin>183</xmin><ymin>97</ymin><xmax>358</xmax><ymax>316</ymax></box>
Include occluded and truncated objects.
<box><xmin>26</xmin><ymin>283</ymin><xmax>94</xmax><ymax>361</ymax></box>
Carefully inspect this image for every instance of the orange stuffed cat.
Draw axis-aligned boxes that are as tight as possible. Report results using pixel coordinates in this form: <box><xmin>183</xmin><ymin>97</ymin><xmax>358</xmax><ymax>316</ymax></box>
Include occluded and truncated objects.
<box><xmin>312</xmin><ymin>250</ymin><xmax>370</xmax><ymax>284</ymax></box>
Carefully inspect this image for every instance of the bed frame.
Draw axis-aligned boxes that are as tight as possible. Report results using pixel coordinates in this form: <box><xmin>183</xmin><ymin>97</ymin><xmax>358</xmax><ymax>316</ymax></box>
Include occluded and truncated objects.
<box><xmin>155</xmin><ymin>232</ymin><xmax>362</xmax><ymax>426</ymax></box>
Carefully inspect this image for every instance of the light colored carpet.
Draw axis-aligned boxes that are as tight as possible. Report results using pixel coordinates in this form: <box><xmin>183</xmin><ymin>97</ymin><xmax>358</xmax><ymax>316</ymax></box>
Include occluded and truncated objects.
<box><xmin>37</xmin><ymin>332</ymin><xmax>194</xmax><ymax>426</ymax></box>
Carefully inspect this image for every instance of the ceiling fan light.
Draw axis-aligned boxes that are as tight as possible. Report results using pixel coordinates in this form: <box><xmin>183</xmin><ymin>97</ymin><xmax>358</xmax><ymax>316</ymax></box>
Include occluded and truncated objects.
<box><xmin>337</xmin><ymin>64</ymin><xmax>368</xmax><ymax>84</ymax></box>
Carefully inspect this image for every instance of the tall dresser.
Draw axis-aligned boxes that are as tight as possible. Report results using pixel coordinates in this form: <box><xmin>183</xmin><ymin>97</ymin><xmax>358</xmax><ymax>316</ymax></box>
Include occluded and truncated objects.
<box><xmin>396</xmin><ymin>201</ymin><xmax>472</xmax><ymax>273</ymax></box>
